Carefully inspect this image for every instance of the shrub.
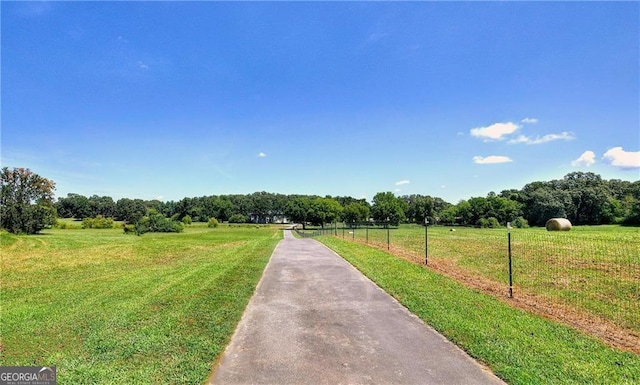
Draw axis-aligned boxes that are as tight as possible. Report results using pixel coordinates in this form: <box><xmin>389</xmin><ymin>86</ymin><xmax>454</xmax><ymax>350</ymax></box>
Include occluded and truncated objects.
<box><xmin>512</xmin><ymin>216</ymin><xmax>529</xmax><ymax>228</ymax></box>
<box><xmin>182</xmin><ymin>215</ymin><xmax>192</xmax><ymax>225</ymax></box>
<box><xmin>208</xmin><ymin>218</ymin><xmax>219</xmax><ymax>228</ymax></box>
<box><xmin>82</xmin><ymin>215</ymin><xmax>115</xmax><ymax>229</ymax></box>
<box><xmin>134</xmin><ymin>210</ymin><xmax>184</xmax><ymax>235</ymax></box>
<box><xmin>487</xmin><ymin>217</ymin><xmax>500</xmax><ymax>228</ymax></box>
<box><xmin>228</xmin><ymin>214</ymin><xmax>248</xmax><ymax>224</ymax></box>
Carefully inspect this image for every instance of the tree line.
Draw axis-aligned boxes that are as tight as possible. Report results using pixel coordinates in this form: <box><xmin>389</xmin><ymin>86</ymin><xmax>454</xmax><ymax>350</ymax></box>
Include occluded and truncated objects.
<box><xmin>2</xmin><ymin>167</ymin><xmax>639</xmax><ymax>234</ymax></box>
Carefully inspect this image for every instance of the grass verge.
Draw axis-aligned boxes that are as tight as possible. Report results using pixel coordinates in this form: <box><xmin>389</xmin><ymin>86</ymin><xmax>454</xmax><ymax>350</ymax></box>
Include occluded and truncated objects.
<box><xmin>1</xmin><ymin>226</ymin><xmax>281</xmax><ymax>384</ymax></box>
<box><xmin>318</xmin><ymin>236</ymin><xmax>639</xmax><ymax>384</ymax></box>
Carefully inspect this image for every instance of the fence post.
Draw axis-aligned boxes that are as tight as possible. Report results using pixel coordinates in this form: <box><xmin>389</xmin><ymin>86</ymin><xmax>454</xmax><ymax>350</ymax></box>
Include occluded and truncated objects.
<box><xmin>342</xmin><ymin>222</ymin><xmax>345</xmax><ymax>239</ymax></box>
<box><xmin>508</xmin><ymin>222</ymin><xmax>513</xmax><ymax>298</ymax></box>
<box><xmin>386</xmin><ymin>218</ymin><xmax>390</xmax><ymax>250</ymax></box>
<box><xmin>424</xmin><ymin>217</ymin><xmax>429</xmax><ymax>265</ymax></box>
<box><xmin>366</xmin><ymin>226</ymin><xmax>368</xmax><ymax>243</ymax></box>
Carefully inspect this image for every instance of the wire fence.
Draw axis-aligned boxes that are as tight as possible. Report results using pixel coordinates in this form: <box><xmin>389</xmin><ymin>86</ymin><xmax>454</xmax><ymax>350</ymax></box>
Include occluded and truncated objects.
<box><xmin>295</xmin><ymin>223</ymin><xmax>639</xmax><ymax>339</ymax></box>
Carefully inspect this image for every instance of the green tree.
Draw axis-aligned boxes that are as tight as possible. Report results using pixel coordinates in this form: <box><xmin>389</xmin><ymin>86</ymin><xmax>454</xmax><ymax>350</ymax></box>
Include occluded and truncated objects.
<box><xmin>371</xmin><ymin>192</ymin><xmax>406</xmax><ymax>226</ymax></box>
<box><xmin>1</xmin><ymin>167</ymin><xmax>57</xmax><ymax>234</ymax></box>
<box><xmin>56</xmin><ymin>193</ymin><xmax>91</xmax><ymax>219</ymax></box>
<box><xmin>285</xmin><ymin>196</ymin><xmax>314</xmax><ymax>229</ymax></box>
<box><xmin>342</xmin><ymin>202</ymin><xmax>370</xmax><ymax>225</ymax></box>
<box><xmin>402</xmin><ymin>194</ymin><xmax>434</xmax><ymax>224</ymax></box>
<box><xmin>115</xmin><ymin>198</ymin><xmax>147</xmax><ymax>224</ymax></box>
<box><xmin>308</xmin><ymin>197</ymin><xmax>343</xmax><ymax>227</ymax></box>
<box><xmin>228</xmin><ymin>213</ymin><xmax>249</xmax><ymax>223</ymax></box>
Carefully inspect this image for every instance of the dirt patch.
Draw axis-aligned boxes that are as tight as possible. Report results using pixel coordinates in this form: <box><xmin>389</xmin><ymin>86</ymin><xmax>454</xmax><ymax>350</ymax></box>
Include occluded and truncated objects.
<box><xmin>352</xmin><ymin>238</ymin><xmax>640</xmax><ymax>355</ymax></box>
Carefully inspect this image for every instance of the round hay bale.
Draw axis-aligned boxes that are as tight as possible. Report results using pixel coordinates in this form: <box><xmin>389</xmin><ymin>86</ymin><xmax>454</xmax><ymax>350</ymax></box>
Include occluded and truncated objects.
<box><xmin>545</xmin><ymin>218</ymin><xmax>572</xmax><ymax>231</ymax></box>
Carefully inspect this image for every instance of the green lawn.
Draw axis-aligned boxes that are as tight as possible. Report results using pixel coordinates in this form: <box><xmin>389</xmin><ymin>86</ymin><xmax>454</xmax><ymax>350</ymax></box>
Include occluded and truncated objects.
<box><xmin>341</xmin><ymin>224</ymin><xmax>639</xmax><ymax>334</ymax></box>
<box><xmin>319</xmin><ymin>236</ymin><xmax>640</xmax><ymax>384</ymax></box>
<box><xmin>0</xmin><ymin>225</ymin><xmax>282</xmax><ymax>384</ymax></box>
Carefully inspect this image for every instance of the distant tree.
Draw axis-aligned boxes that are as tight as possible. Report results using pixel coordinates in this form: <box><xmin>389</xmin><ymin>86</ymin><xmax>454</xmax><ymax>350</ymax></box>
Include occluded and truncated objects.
<box><xmin>56</xmin><ymin>193</ymin><xmax>92</xmax><ymax>219</ymax></box>
<box><xmin>285</xmin><ymin>196</ymin><xmax>313</xmax><ymax>229</ymax></box>
<box><xmin>342</xmin><ymin>202</ymin><xmax>370</xmax><ymax>225</ymax></box>
<box><xmin>88</xmin><ymin>195</ymin><xmax>116</xmax><ymax>218</ymax></box>
<box><xmin>115</xmin><ymin>198</ymin><xmax>147</xmax><ymax>224</ymax></box>
<box><xmin>308</xmin><ymin>197</ymin><xmax>342</xmax><ymax>227</ymax></box>
<box><xmin>402</xmin><ymin>194</ymin><xmax>434</xmax><ymax>224</ymax></box>
<box><xmin>1</xmin><ymin>167</ymin><xmax>57</xmax><ymax>234</ymax></box>
<box><xmin>371</xmin><ymin>192</ymin><xmax>406</xmax><ymax>226</ymax></box>
<box><xmin>228</xmin><ymin>213</ymin><xmax>248</xmax><ymax>223</ymax></box>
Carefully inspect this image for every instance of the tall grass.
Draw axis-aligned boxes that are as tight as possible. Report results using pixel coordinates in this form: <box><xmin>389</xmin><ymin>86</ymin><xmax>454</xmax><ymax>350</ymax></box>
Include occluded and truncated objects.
<box><xmin>0</xmin><ymin>225</ymin><xmax>281</xmax><ymax>384</ymax></box>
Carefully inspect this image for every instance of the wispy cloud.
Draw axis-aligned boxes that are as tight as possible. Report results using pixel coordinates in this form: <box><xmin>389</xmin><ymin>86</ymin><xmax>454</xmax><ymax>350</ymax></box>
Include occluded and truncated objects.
<box><xmin>257</xmin><ymin>152</ymin><xmax>267</xmax><ymax>158</ymax></box>
<box><xmin>365</xmin><ymin>32</ymin><xmax>389</xmax><ymax>45</ymax></box>
<box><xmin>395</xmin><ymin>179</ymin><xmax>410</xmax><ymax>186</ymax></box>
<box><xmin>394</xmin><ymin>188</ymin><xmax>402</xmax><ymax>193</ymax></box>
<box><xmin>602</xmin><ymin>147</ymin><xmax>640</xmax><ymax>170</ymax></box>
<box><xmin>473</xmin><ymin>155</ymin><xmax>513</xmax><ymax>164</ymax></box>
<box><xmin>137</xmin><ymin>61</ymin><xmax>149</xmax><ymax>70</ymax></box>
<box><xmin>470</xmin><ymin>122</ymin><xmax>519</xmax><ymax>141</ymax></box>
<box><xmin>508</xmin><ymin>131</ymin><xmax>575</xmax><ymax>145</ymax></box>
<box><xmin>521</xmin><ymin>117</ymin><xmax>538</xmax><ymax>124</ymax></box>
<box><xmin>571</xmin><ymin>151</ymin><xmax>596</xmax><ymax>167</ymax></box>
<box><xmin>17</xmin><ymin>2</ymin><xmax>52</xmax><ymax>17</ymax></box>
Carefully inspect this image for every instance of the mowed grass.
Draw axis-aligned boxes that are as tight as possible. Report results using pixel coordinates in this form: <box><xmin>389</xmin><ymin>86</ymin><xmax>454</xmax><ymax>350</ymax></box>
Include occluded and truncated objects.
<box><xmin>348</xmin><ymin>225</ymin><xmax>639</xmax><ymax>333</ymax></box>
<box><xmin>318</xmin><ymin>236</ymin><xmax>640</xmax><ymax>384</ymax></box>
<box><xmin>0</xmin><ymin>225</ymin><xmax>282</xmax><ymax>384</ymax></box>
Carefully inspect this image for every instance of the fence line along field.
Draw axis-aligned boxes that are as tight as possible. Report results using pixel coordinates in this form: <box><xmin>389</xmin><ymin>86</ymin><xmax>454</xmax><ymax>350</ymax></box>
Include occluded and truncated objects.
<box><xmin>0</xmin><ymin>224</ymin><xmax>282</xmax><ymax>384</ymax></box>
<box><xmin>313</xmin><ymin>224</ymin><xmax>639</xmax><ymax>353</ymax></box>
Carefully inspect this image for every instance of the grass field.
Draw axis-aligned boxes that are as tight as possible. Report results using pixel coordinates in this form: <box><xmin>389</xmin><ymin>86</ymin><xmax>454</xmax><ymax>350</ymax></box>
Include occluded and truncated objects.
<box><xmin>0</xmin><ymin>224</ymin><xmax>282</xmax><ymax>384</ymax></box>
<box><xmin>318</xmin><ymin>236</ymin><xmax>640</xmax><ymax>384</ymax></box>
<box><xmin>333</xmin><ymin>224</ymin><xmax>639</xmax><ymax>341</ymax></box>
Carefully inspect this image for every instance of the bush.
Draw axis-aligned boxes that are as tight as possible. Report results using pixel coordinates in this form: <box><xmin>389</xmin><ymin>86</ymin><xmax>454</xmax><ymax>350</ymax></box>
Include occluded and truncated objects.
<box><xmin>477</xmin><ymin>217</ymin><xmax>500</xmax><ymax>228</ymax></box>
<box><xmin>228</xmin><ymin>214</ymin><xmax>248</xmax><ymax>224</ymax></box>
<box><xmin>208</xmin><ymin>218</ymin><xmax>219</xmax><ymax>228</ymax></box>
<box><xmin>82</xmin><ymin>215</ymin><xmax>115</xmax><ymax>229</ymax></box>
<box><xmin>512</xmin><ymin>216</ymin><xmax>529</xmax><ymax>228</ymax></box>
<box><xmin>134</xmin><ymin>210</ymin><xmax>184</xmax><ymax>235</ymax></box>
<box><xmin>182</xmin><ymin>215</ymin><xmax>192</xmax><ymax>225</ymax></box>
<box><xmin>487</xmin><ymin>217</ymin><xmax>500</xmax><ymax>228</ymax></box>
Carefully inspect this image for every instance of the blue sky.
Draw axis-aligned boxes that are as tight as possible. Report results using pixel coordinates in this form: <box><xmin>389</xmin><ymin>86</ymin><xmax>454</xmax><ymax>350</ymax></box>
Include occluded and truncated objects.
<box><xmin>2</xmin><ymin>1</ymin><xmax>639</xmax><ymax>203</ymax></box>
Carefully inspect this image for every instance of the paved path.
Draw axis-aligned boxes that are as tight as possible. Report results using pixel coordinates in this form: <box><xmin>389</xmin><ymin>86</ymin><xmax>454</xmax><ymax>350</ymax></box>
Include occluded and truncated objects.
<box><xmin>210</xmin><ymin>230</ymin><xmax>505</xmax><ymax>384</ymax></box>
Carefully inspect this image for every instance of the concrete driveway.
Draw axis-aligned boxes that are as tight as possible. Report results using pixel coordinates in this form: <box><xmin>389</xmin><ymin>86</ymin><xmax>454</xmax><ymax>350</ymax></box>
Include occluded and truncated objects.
<box><xmin>209</xmin><ymin>230</ymin><xmax>505</xmax><ymax>384</ymax></box>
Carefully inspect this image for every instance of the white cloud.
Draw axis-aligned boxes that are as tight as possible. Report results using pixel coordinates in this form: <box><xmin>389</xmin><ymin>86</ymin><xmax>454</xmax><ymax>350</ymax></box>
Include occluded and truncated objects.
<box><xmin>137</xmin><ymin>61</ymin><xmax>149</xmax><ymax>70</ymax></box>
<box><xmin>155</xmin><ymin>195</ymin><xmax>164</xmax><ymax>201</ymax></box>
<box><xmin>602</xmin><ymin>147</ymin><xmax>640</xmax><ymax>170</ymax></box>
<box><xmin>521</xmin><ymin>117</ymin><xmax>538</xmax><ymax>124</ymax></box>
<box><xmin>394</xmin><ymin>188</ymin><xmax>402</xmax><ymax>193</ymax></box>
<box><xmin>571</xmin><ymin>151</ymin><xmax>596</xmax><ymax>167</ymax></box>
<box><xmin>508</xmin><ymin>131</ymin><xmax>575</xmax><ymax>145</ymax></box>
<box><xmin>257</xmin><ymin>152</ymin><xmax>267</xmax><ymax>158</ymax></box>
<box><xmin>395</xmin><ymin>179</ymin><xmax>410</xmax><ymax>186</ymax></box>
<box><xmin>440</xmin><ymin>185</ymin><xmax>446</xmax><ymax>189</ymax></box>
<box><xmin>473</xmin><ymin>155</ymin><xmax>513</xmax><ymax>164</ymax></box>
<box><xmin>470</xmin><ymin>122</ymin><xmax>519</xmax><ymax>141</ymax></box>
